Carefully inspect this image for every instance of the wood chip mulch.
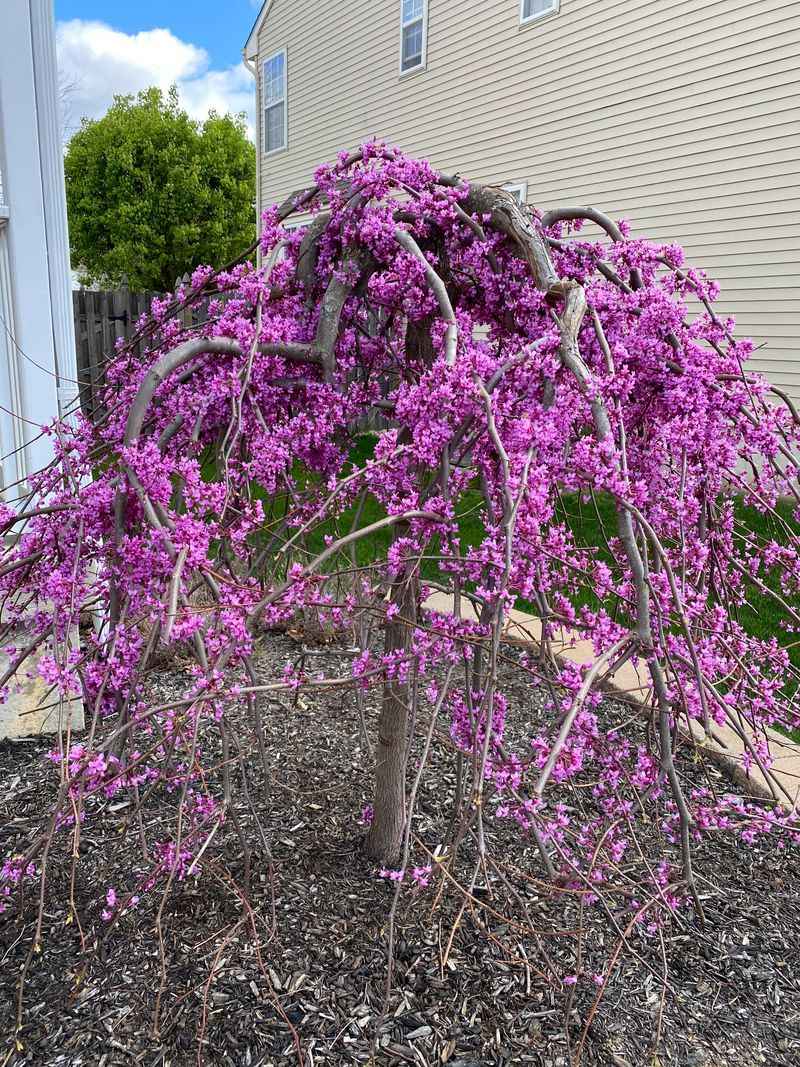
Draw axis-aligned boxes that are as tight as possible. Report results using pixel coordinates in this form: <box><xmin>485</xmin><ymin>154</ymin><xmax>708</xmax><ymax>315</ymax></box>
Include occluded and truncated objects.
<box><xmin>1</xmin><ymin>634</ymin><xmax>799</xmax><ymax>1067</ymax></box>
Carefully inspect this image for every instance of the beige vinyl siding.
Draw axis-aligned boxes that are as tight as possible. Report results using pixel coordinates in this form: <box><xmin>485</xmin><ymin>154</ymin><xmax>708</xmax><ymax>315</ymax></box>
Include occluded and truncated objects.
<box><xmin>255</xmin><ymin>0</ymin><xmax>800</xmax><ymax>399</ymax></box>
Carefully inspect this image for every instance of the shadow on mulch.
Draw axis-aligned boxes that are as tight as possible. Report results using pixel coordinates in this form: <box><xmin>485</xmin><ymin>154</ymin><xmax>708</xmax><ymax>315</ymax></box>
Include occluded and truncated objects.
<box><xmin>1</xmin><ymin>635</ymin><xmax>799</xmax><ymax>1067</ymax></box>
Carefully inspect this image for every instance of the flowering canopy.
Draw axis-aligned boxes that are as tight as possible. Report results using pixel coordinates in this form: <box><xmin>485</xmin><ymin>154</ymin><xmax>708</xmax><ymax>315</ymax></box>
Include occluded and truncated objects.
<box><xmin>1</xmin><ymin>144</ymin><xmax>799</xmax><ymax>964</ymax></box>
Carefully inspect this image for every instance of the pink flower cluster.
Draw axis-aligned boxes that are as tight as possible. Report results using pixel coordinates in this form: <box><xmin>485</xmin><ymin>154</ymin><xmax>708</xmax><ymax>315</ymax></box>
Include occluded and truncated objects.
<box><xmin>0</xmin><ymin>141</ymin><xmax>798</xmax><ymax>928</ymax></box>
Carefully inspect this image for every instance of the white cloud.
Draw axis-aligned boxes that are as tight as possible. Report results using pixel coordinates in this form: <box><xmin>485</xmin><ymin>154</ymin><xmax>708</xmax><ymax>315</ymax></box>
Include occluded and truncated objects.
<box><xmin>56</xmin><ymin>20</ymin><xmax>255</xmax><ymax>140</ymax></box>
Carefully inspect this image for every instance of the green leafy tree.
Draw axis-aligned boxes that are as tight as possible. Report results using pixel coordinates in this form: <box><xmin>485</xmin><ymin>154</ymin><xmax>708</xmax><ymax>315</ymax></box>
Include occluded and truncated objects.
<box><xmin>65</xmin><ymin>87</ymin><xmax>256</xmax><ymax>292</ymax></box>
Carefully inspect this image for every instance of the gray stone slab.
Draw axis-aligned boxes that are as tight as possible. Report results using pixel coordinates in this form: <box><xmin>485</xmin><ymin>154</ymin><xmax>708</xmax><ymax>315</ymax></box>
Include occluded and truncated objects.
<box><xmin>0</xmin><ymin>634</ymin><xmax>84</xmax><ymax>739</ymax></box>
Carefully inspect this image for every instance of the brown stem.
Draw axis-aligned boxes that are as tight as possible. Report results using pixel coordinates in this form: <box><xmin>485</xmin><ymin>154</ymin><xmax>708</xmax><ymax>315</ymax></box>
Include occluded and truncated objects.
<box><xmin>365</xmin><ymin>568</ymin><xmax>420</xmax><ymax>863</ymax></box>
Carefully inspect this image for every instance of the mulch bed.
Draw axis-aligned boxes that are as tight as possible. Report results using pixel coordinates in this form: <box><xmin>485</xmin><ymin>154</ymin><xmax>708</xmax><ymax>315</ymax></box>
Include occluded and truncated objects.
<box><xmin>1</xmin><ymin>633</ymin><xmax>799</xmax><ymax>1067</ymax></box>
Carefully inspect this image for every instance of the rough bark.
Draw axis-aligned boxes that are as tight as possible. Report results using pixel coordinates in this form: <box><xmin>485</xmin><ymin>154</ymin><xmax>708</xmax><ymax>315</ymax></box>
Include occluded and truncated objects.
<box><xmin>311</xmin><ymin>245</ymin><xmax>371</xmax><ymax>382</ymax></box>
<box><xmin>364</xmin><ymin>568</ymin><xmax>419</xmax><ymax>863</ymax></box>
<box><xmin>365</xmin><ymin>320</ymin><xmax>431</xmax><ymax>864</ymax></box>
<box><xmin>463</xmin><ymin>183</ymin><xmax>565</xmax><ymax>296</ymax></box>
<box><xmin>296</xmin><ymin>212</ymin><xmax>330</xmax><ymax>302</ymax></box>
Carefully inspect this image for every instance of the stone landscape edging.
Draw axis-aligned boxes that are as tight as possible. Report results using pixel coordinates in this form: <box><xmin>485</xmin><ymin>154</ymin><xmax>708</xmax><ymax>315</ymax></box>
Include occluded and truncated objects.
<box><xmin>424</xmin><ymin>592</ymin><xmax>800</xmax><ymax>809</ymax></box>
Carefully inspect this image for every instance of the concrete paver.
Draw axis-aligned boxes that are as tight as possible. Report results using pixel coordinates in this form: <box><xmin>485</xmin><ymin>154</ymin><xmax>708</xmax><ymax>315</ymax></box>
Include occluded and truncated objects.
<box><xmin>425</xmin><ymin>591</ymin><xmax>800</xmax><ymax>806</ymax></box>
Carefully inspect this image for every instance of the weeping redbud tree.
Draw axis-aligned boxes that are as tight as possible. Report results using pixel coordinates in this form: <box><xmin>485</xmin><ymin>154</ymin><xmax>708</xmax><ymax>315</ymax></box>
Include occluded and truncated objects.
<box><xmin>2</xmin><ymin>144</ymin><xmax>800</xmax><ymax>1000</ymax></box>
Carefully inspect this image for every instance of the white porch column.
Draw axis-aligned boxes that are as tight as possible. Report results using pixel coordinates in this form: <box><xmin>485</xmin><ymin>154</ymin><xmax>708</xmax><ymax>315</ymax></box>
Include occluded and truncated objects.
<box><xmin>31</xmin><ymin>0</ymin><xmax>79</xmax><ymax>422</ymax></box>
<box><xmin>0</xmin><ymin>1</ymin><xmax>84</xmax><ymax>738</ymax></box>
<box><xmin>0</xmin><ymin>207</ymin><xmax>28</xmax><ymax>496</ymax></box>
<box><xmin>0</xmin><ymin>0</ymin><xmax>78</xmax><ymax>499</ymax></box>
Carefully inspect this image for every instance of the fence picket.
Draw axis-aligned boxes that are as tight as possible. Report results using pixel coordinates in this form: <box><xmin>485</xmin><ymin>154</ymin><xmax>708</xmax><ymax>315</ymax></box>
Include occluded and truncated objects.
<box><xmin>72</xmin><ymin>281</ymin><xmax>225</xmax><ymax>419</ymax></box>
<box><xmin>83</xmin><ymin>291</ymin><xmax>101</xmax><ymax>420</ymax></box>
<box><xmin>99</xmin><ymin>291</ymin><xmax>112</xmax><ymax>412</ymax></box>
<box><xmin>74</xmin><ymin>291</ymin><xmax>91</xmax><ymax>415</ymax></box>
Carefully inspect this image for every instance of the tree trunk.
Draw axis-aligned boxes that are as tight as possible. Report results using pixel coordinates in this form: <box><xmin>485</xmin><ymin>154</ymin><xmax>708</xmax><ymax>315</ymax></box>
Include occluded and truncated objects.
<box><xmin>365</xmin><ymin>319</ymin><xmax>430</xmax><ymax>864</ymax></box>
<box><xmin>365</xmin><ymin>570</ymin><xmax>418</xmax><ymax>863</ymax></box>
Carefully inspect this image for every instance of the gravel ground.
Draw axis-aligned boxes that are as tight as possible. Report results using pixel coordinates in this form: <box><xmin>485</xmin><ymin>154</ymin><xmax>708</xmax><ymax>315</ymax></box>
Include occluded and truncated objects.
<box><xmin>1</xmin><ymin>632</ymin><xmax>799</xmax><ymax>1067</ymax></box>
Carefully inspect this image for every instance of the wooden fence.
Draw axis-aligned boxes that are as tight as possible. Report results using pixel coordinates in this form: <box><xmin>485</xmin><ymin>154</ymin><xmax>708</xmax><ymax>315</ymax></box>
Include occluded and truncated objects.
<box><xmin>72</xmin><ymin>279</ymin><xmax>391</xmax><ymax>431</ymax></box>
<box><xmin>73</xmin><ymin>286</ymin><xmax>157</xmax><ymax>419</ymax></box>
<box><xmin>72</xmin><ymin>275</ymin><xmax>217</xmax><ymax>419</ymax></box>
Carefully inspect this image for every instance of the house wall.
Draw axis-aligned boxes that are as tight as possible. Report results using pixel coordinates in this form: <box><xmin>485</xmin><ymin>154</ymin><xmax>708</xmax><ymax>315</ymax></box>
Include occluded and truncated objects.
<box><xmin>0</xmin><ymin>0</ymin><xmax>78</xmax><ymax>498</ymax></box>
<box><xmin>252</xmin><ymin>0</ymin><xmax>800</xmax><ymax>400</ymax></box>
<box><xmin>0</xmin><ymin>1</ymin><xmax>85</xmax><ymax>736</ymax></box>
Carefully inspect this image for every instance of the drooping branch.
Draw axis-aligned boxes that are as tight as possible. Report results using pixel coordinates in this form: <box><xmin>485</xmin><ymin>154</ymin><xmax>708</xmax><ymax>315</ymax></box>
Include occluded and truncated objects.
<box><xmin>394</xmin><ymin>228</ymin><xmax>458</xmax><ymax>366</ymax></box>
<box><xmin>464</xmin><ymin>183</ymin><xmax>564</xmax><ymax>295</ymax></box>
<box><xmin>2</xmin><ymin>145</ymin><xmax>798</xmax><ymax>1043</ymax></box>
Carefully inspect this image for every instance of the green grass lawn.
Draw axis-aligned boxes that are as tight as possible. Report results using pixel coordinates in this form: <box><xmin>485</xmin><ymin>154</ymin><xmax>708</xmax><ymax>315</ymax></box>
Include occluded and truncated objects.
<box><xmin>216</xmin><ymin>433</ymin><xmax>798</xmax><ymax>728</ymax></box>
<box><xmin>562</xmin><ymin>491</ymin><xmax>799</xmax><ymax>665</ymax></box>
<box><xmin>296</xmin><ymin>436</ymin><xmax>798</xmax><ymax>672</ymax></box>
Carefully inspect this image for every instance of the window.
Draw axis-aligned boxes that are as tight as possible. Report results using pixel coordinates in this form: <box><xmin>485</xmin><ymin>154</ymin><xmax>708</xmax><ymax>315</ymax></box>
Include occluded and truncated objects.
<box><xmin>520</xmin><ymin>0</ymin><xmax>559</xmax><ymax>24</ymax></box>
<box><xmin>263</xmin><ymin>49</ymin><xmax>287</xmax><ymax>154</ymax></box>
<box><xmin>400</xmin><ymin>0</ymin><xmax>427</xmax><ymax>74</ymax></box>
<box><xmin>503</xmin><ymin>182</ymin><xmax>528</xmax><ymax>206</ymax></box>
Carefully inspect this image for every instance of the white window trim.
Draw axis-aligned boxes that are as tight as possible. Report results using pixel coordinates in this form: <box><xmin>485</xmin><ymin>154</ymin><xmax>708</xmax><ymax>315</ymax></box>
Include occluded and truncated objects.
<box><xmin>398</xmin><ymin>0</ymin><xmax>428</xmax><ymax>78</ymax></box>
<box><xmin>503</xmin><ymin>181</ymin><xmax>529</xmax><ymax>206</ymax></box>
<box><xmin>262</xmin><ymin>47</ymin><xmax>287</xmax><ymax>156</ymax></box>
<box><xmin>519</xmin><ymin>0</ymin><xmax>560</xmax><ymax>26</ymax></box>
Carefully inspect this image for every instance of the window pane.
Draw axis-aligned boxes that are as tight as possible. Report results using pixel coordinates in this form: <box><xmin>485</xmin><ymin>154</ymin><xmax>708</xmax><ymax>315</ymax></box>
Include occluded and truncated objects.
<box><xmin>265</xmin><ymin>102</ymin><xmax>285</xmax><ymax>152</ymax></box>
<box><xmin>264</xmin><ymin>53</ymin><xmax>285</xmax><ymax>105</ymax></box>
<box><xmin>523</xmin><ymin>0</ymin><xmax>555</xmax><ymax>17</ymax></box>
<box><xmin>505</xmin><ymin>185</ymin><xmax>526</xmax><ymax>206</ymax></box>
<box><xmin>401</xmin><ymin>20</ymin><xmax>423</xmax><ymax>68</ymax></box>
<box><xmin>402</xmin><ymin>0</ymin><xmax>423</xmax><ymax>24</ymax></box>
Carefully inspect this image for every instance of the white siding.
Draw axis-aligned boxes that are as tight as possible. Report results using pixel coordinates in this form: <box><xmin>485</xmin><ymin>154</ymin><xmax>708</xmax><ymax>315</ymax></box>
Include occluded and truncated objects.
<box><xmin>255</xmin><ymin>0</ymin><xmax>800</xmax><ymax>398</ymax></box>
<box><xmin>0</xmin><ymin>0</ymin><xmax>78</xmax><ymax>498</ymax></box>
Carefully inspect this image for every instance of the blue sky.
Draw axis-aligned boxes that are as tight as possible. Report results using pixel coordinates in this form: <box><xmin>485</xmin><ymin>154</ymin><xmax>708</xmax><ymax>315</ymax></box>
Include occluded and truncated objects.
<box><xmin>53</xmin><ymin>2</ymin><xmax>261</xmax><ymax>137</ymax></box>
<box><xmin>55</xmin><ymin>1</ymin><xmax>261</xmax><ymax>70</ymax></box>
